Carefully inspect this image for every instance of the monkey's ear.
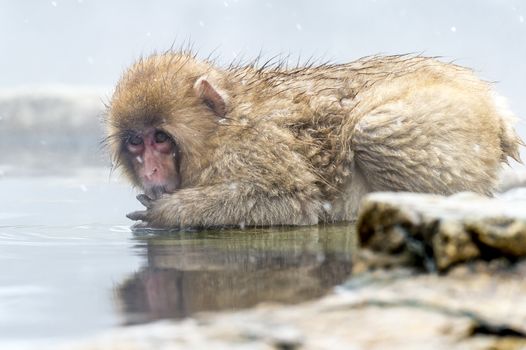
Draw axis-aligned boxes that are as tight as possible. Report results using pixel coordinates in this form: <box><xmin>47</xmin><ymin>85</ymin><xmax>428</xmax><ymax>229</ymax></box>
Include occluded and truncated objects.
<box><xmin>194</xmin><ymin>77</ymin><xmax>227</xmax><ymax>118</ymax></box>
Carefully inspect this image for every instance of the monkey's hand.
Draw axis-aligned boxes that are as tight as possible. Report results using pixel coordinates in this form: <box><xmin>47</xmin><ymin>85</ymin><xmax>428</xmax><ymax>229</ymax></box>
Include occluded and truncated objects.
<box><xmin>126</xmin><ymin>194</ymin><xmax>157</xmax><ymax>229</ymax></box>
<box><xmin>127</xmin><ymin>186</ymin><xmax>247</xmax><ymax>229</ymax></box>
<box><xmin>127</xmin><ymin>189</ymin><xmax>234</xmax><ymax>229</ymax></box>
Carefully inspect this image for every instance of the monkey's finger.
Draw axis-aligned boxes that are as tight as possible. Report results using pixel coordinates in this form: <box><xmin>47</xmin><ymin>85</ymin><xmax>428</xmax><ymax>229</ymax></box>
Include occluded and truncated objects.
<box><xmin>126</xmin><ymin>210</ymin><xmax>149</xmax><ymax>221</ymax></box>
<box><xmin>131</xmin><ymin>221</ymin><xmax>150</xmax><ymax>230</ymax></box>
<box><xmin>136</xmin><ymin>194</ymin><xmax>154</xmax><ymax>208</ymax></box>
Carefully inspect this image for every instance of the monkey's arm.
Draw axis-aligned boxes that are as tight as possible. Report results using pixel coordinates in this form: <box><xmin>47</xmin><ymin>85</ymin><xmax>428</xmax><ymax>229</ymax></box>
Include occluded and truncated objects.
<box><xmin>128</xmin><ymin>182</ymin><xmax>321</xmax><ymax>228</ymax></box>
<box><xmin>127</xmin><ymin>136</ymin><xmax>323</xmax><ymax>229</ymax></box>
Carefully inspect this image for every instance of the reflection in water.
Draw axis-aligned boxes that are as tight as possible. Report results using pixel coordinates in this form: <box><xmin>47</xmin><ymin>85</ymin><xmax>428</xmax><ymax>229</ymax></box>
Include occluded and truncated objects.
<box><xmin>116</xmin><ymin>224</ymin><xmax>357</xmax><ymax>324</ymax></box>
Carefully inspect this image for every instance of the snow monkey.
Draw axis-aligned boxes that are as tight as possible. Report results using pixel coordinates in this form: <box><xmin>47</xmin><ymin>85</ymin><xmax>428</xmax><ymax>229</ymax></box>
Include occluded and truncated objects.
<box><xmin>106</xmin><ymin>52</ymin><xmax>522</xmax><ymax>229</ymax></box>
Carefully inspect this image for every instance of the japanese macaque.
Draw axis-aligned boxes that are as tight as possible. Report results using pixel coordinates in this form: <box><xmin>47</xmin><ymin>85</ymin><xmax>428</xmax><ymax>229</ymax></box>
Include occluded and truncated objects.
<box><xmin>106</xmin><ymin>52</ymin><xmax>523</xmax><ymax>229</ymax></box>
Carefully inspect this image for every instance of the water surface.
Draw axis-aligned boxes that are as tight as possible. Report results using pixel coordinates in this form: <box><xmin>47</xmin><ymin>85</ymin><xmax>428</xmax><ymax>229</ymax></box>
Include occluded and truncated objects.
<box><xmin>0</xmin><ymin>170</ymin><xmax>356</xmax><ymax>347</ymax></box>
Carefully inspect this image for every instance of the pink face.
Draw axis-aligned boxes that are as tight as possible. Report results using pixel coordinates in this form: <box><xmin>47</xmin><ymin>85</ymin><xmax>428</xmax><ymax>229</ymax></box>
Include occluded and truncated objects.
<box><xmin>125</xmin><ymin>128</ymin><xmax>180</xmax><ymax>199</ymax></box>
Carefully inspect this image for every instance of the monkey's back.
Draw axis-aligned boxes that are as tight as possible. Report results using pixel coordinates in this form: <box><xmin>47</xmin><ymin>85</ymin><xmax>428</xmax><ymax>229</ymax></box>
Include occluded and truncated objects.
<box><xmin>226</xmin><ymin>55</ymin><xmax>522</xmax><ymax>199</ymax></box>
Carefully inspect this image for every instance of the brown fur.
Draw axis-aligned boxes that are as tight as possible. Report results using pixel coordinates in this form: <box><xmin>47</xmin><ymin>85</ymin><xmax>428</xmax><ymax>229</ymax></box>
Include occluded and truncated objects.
<box><xmin>106</xmin><ymin>52</ymin><xmax>523</xmax><ymax>228</ymax></box>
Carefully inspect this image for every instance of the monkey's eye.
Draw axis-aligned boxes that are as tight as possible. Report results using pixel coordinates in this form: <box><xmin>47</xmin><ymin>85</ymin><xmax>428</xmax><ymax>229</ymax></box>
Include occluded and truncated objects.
<box><xmin>128</xmin><ymin>134</ymin><xmax>143</xmax><ymax>146</ymax></box>
<box><xmin>154</xmin><ymin>130</ymin><xmax>170</xmax><ymax>143</ymax></box>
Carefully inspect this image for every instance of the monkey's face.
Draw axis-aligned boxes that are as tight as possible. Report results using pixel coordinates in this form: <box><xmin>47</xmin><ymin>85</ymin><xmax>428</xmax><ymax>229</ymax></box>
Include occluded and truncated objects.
<box><xmin>108</xmin><ymin>53</ymin><xmax>229</xmax><ymax>199</ymax></box>
<box><xmin>123</xmin><ymin>127</ymin><xmax>180</xmax><ymax>199</ymax></box>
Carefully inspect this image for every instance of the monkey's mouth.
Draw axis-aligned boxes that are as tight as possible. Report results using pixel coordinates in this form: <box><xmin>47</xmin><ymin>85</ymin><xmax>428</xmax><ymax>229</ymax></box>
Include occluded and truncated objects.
<box><xmin>144</xmin><ymin>184</ymin><xmax>176</xmax><ymax>200</ymax></box>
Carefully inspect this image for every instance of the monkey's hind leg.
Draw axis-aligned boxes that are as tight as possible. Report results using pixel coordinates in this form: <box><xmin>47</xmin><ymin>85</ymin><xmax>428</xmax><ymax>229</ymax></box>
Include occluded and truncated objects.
<box><xmin>351</xmin><ymin>100</ymin><xmax>501</xmax><ymax>196</ymax></box>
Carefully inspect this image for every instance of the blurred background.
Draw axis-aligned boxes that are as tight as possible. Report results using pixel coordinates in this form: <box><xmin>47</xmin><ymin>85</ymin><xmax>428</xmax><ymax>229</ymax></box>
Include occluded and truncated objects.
<box><xmin>0</xmin><ymin>0</ymin><xmax>525</xmax><ymax>87</ymax></box>
<box><xmin>0</xmin><ymin>0</ymin><xmax>525</xmax><ymax>172</ymax></box>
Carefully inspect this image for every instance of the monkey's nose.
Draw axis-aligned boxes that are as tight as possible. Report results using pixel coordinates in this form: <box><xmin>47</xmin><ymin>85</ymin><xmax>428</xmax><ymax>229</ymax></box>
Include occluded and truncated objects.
<box><xmin>145</xmin><ymin>168</ymin><xmax>158</xmax><ymax>181</ymax></box>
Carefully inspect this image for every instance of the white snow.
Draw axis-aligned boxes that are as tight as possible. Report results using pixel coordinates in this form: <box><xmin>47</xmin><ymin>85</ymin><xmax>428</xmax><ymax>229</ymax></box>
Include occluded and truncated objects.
<box><xmin>450</xmin><ymin>26</ymin><xmax>457</xmax><ymax>32</ymax></box>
